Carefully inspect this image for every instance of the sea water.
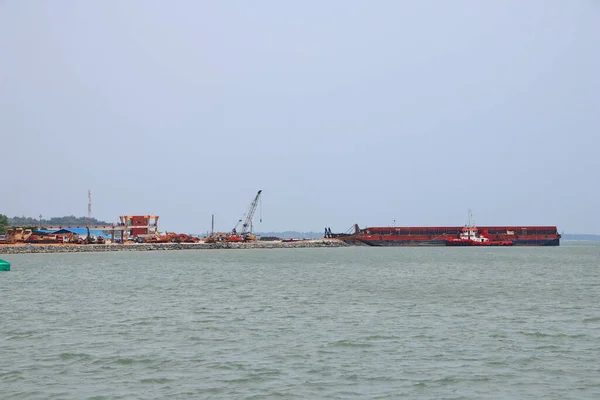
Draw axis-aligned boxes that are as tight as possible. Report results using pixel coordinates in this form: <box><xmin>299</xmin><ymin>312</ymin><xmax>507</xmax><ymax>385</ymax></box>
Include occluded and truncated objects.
<box><xmin>1</xmin><ymin>243</ymin><xmax>599</xmax><ymax>399</ymax></box>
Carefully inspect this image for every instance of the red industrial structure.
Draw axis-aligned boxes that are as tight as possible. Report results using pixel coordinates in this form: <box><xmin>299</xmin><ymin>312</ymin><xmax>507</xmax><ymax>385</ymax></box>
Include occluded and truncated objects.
<box><xmin>119</xmin><ymin>215</ymin><xmax>159</xmax><ymax>237</ymax></box>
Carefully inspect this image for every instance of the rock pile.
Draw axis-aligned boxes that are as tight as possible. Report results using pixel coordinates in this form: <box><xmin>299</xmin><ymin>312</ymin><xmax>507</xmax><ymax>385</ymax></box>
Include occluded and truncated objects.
<box><xmin>0</xmin><ymin>239</ymin><xmax>348</xmax><ymax>254</ymax></box>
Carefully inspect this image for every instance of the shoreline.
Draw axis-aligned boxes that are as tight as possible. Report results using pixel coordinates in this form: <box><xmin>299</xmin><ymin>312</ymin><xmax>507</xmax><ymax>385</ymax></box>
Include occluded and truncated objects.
<box><xmin>0</xmin><ymin>239</ymin><xmax>348</xmax><ymax>254</ymax></box>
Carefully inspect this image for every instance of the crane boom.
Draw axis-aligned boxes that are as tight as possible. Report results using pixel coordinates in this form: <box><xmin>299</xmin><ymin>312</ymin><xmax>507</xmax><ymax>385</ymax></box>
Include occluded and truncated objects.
<box><xmin>240</xmin><ymin>190</ymin><xmax>262</xmax><ymax>235</ymax></box>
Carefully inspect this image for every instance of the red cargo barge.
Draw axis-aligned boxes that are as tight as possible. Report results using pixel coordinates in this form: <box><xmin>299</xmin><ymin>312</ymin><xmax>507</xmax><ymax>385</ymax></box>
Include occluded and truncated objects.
<box><xmin>325</xmin><ymin>224</ymin><xmax>561</xmax><ymax>246</ymax></box>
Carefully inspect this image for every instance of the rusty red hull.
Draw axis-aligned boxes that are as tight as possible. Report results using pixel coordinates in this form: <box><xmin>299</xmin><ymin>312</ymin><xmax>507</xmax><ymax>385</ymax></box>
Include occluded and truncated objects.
<box><xmin>328</xmin><ymin>226</ymin><xmax>561</xmax><ymax>247</ymax></box>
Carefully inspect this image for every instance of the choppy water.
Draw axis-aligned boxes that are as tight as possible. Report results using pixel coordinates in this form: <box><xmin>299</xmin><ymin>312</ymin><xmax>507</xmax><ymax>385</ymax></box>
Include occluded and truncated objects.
<box><xmin>1</xmin><ymin>243</ymin><xmax>600</xmax><ymax>399</ymax></box>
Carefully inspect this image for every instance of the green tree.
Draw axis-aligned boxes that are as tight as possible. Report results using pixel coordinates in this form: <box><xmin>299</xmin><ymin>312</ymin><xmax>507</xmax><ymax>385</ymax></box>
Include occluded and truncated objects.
<box><xmin>7</xmin><ymin>215</ymin><xmax>112</xmax><ymax>227</ymax></box>
<box><xmin>0</xmin><ymin>214</ymin><xmax>8</xmax><ymax>234</ymax></box>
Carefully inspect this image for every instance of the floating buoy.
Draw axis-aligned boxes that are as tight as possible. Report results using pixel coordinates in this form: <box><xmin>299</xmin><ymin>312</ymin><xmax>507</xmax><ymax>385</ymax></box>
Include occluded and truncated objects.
<box><xmin>0</xmin><ymin>259</ymin><xmax>10</xmax><ymax>272</ymax></box>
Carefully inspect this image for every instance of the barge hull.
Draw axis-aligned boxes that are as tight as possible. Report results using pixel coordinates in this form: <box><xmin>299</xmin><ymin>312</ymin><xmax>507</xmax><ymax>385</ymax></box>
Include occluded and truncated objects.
<box><xmin>342</xmin><ymin>238</ymin><xmax>560</xmax><ymax>247</ymax></box>
<box><xmin>332</xmin><ymin>225</ymin><xmax>561</xmax><ymax>247</ymax></box>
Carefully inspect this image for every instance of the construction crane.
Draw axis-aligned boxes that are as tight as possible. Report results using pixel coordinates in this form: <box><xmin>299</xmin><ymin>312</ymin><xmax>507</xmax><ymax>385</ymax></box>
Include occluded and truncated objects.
<box><xmin>241</xmin><ymin>189</ymin><xmax>262</xmax><ymax>235</ymax></box>
<box><xmin>231</xmin><ymin>219</ymin><xmax>242</xmax><ymax>235</ymax></box>
<box><xmin>231</xmin><ymin>190</ymin><xmax>262</xmax><ymax>241</ymax></box>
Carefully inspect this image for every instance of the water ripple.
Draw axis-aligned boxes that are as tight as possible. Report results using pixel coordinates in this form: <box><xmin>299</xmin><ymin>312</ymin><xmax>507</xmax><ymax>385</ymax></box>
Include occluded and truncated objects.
<box><xmin>1</xmin><ymin>245</ymin><xmax>599</xmax><ymax>399</ymax></box>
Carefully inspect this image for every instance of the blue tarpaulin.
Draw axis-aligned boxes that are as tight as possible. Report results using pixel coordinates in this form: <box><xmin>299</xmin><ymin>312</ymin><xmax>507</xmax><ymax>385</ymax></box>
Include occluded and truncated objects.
<box><xmin>52</xmin><ymin>228</ymin><xmax>112</xmax><ymax>239</ymax></box>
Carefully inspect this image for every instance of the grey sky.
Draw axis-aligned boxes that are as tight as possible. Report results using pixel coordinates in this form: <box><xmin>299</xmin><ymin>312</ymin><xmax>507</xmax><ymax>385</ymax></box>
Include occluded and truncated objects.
<box><xmin>1</xmin><ymin>1</ymin><xmax>599</xmax><ymax>234</ymax></box>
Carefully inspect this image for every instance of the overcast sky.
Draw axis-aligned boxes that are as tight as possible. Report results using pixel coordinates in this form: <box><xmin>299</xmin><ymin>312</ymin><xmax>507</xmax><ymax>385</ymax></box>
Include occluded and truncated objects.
<box><xmin>1</xmin><ymin>1</ymin><xmax>599</xmax><ymax>234</ymax></box>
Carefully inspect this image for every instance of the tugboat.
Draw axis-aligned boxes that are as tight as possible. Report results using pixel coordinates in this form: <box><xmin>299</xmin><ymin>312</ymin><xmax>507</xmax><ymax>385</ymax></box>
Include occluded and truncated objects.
<box><xmin>446</xmin><ymin>210</ymin><xmax>514</xmax><ymax>246</ymax></box>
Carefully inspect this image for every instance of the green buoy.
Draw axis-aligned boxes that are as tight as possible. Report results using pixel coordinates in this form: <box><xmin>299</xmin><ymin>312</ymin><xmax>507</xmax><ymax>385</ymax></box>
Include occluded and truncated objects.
<box><xmin>0</xmin><ymin>259</ymin><xmax>10</xmax><ymax>272</ymax></box>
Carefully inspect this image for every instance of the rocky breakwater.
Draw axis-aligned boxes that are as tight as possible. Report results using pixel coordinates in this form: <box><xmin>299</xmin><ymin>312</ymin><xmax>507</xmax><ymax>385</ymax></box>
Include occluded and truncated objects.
<box><xmin>0</xmin><ymin>239</ymin><xmax>349</xmax><ymax>254</ymax></box>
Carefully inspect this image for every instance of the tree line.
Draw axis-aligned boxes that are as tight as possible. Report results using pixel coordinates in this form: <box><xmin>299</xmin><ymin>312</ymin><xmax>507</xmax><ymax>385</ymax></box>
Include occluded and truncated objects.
<box><xmin>0</xmin><ymin>214</ymin><xmax>112</xmax><ymax>234</ymax></box>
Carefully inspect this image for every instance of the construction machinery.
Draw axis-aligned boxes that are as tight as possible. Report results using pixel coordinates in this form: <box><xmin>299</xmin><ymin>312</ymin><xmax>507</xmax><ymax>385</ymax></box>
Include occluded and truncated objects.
<box><xmin>133</xmin><ymin>231</ymin><xmax>199</xmax><ymax>244</ymax></box>
<box><xmin>27</xmin><ymin>233</ymin><xmax>63</xmax><ymax>244</ymax></box>
<box><xmin>203</xmin><ymin>190</ymin><xmax>263</xmax><ymax>243</ymax></box>
<box><xmin>228</xmin><ymin>190</ymin><xmax>262</xmax><ymax>242</ymax></box>
<box><xmin>0</xmin><ymin>228</ymin><xmax>33</xmax><ymax>244</ymax></box>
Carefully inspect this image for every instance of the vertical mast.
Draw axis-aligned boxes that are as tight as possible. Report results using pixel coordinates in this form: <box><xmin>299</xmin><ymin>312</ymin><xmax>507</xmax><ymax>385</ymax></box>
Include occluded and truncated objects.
<box><xmin>86</xmin><ymin>189</ymin><xmax>92</xmax><ymax>242</ymax></box>
<box><xmin>87</xmin><ymin>190</ymin><xmax>92</xmax><ymax>228</ymax></box>
<box><xmin>467</xmin><ymin>209</ymin><xmax>473</xmax><ymax>239</ymax></box>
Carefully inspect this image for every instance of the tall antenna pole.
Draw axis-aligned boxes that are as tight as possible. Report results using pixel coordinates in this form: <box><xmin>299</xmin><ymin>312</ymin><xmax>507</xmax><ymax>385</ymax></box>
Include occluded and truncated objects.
<box><xmin>88</xmin><ymin>190</ymin><xmax>92</xmax><ymax>228</ymax></box>
<box><xmin>211</xmin><ymin>214</ymin><xmax>214</xmax><ymax>236</ymax></box>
